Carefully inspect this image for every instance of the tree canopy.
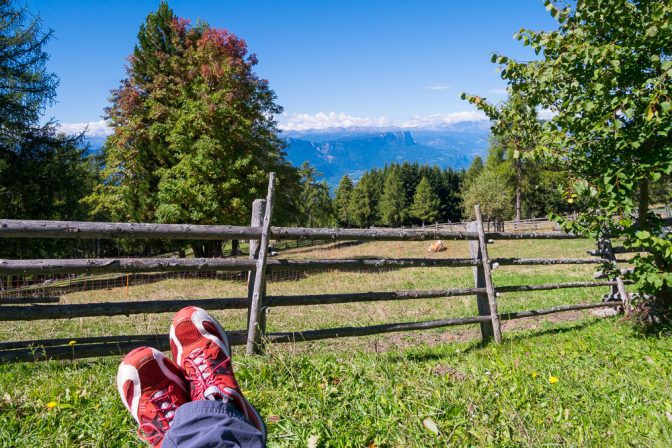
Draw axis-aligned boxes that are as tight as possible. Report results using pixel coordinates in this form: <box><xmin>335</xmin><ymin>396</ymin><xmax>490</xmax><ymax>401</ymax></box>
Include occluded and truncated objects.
<box><xmin>461</xmin><ymin>91</ymin><xmax>542</xmax><ymax>221</ymax></box>
<box><xmin>409</xmin><ymin>177</ymin><xmax>440</xmax><ymax>225</ymax></box>
<box><xmin>89</xmin><ymin>2</ymin><xmax>297</xmax><ymax>232</ymax></box>
<box><xmin>0</xmin><ymin>0</ymin><xmax>57</xmax><ymax>147</ymax></box>
<box><xmin>379</xmin><ymin>168</ymin><xmax>407</xmax><ymax>226</ymax></box>
<box><xmin>488</xmin><ymin>0</ymin><xmax>672</xmax><ymax>322</ymax></box>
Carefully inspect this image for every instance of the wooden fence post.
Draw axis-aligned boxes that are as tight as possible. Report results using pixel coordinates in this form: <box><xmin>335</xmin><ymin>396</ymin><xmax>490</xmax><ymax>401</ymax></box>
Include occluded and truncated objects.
<box><xmin>246</xmin><ymin>199</ymin><xmax>265</xmax><ymax>335</ymax></box>
<box><xmin>598</xmin><ymin>237</ymin><xmax>630</xmax><ymax>313</ymax></box>
<box><xmin>470</xmin><ymin>205</ymin><xmax>502</xmax><ymax>343</ymax></box>
<box><xmin>468</xmin><ymin>220</ymin><xmax>493</xmax><ymax>341</ymax></box>
<box><xmin>246</xmin><ymin>173</ymin><xmax>276</xmax><ymax>355</ymax></box>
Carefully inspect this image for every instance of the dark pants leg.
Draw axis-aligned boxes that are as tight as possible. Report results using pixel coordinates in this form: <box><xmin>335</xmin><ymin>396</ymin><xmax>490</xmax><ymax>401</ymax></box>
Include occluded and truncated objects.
<box><xmin>163</xmin><ymin>400</ymin><xmax>265</xmax><ymax>448</ymax></box>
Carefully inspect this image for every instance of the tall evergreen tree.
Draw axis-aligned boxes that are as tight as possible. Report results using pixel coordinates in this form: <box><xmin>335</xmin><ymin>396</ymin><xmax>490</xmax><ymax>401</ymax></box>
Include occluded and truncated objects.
<box><xmin>0</xmin><ymin>1</ymin><xmax>97</xmax><ymax>258</ymax></box>
<box><xmin>379</xmin><ymin>168</ymin><xmax>407</xmax><ymax>226</ymax></box>
<box><xmin>0</xmin><ymin>1</ymin><xmax>57</xmax><ymax>147</ymax></box>
<box><xmin>399</xmin><ymin>162</ymin><xmax>421</xmax><ymax>207</ymax></box>
<box><xmin>298</xmin><ymin>162</ymin><xmax>334</xmax><ymax>227</ymax></box>
<box><xmin>131</xmin><ymin>2</ymin><xmax>178</xmax><ymax>84</ymax></box>
<box><xmin>349</xmin><ymin>174</ymin><xmax>376</xmax><ymax>227</ymax></box>
<box><xmin>409</xmin><ymin>177</ymin><xmax>440</xmax><ymax>226</ymax></box>
<box><xmin>334</xmin><ymin>174</ymin><xmax>354</xmax><ymax>227</ymax></box>
<box><xmin>440</xmin><ymin>168</ymin><xmax>464</xmax><ymax>222</ymax></box>
<box><xmin>463</xmin><ymin>156</ymin><xmax>484</xmax><ymax>191</ymax></box>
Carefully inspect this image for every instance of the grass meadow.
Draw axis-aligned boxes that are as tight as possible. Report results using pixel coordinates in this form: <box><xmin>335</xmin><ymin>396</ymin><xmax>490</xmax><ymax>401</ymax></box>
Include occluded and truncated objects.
<box><xmin>1</xmin><ymin>239</ymin><xmax>671</xmax><ymax>447</ymax></box>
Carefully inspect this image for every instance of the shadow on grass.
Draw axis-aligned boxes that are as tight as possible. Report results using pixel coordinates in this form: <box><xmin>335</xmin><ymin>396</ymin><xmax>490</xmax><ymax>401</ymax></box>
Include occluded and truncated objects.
<box><xmin>387</xmin><ymin>318</ymin><xmax>606</xmax><ymax>363</ymax></box>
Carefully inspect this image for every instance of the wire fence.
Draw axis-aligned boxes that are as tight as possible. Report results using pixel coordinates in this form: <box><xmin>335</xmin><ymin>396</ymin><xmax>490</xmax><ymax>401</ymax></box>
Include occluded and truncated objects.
<box><xmin>0</xmin><ymin>238</ymin><xmax>413</xmax><ymax>301</ymax></box>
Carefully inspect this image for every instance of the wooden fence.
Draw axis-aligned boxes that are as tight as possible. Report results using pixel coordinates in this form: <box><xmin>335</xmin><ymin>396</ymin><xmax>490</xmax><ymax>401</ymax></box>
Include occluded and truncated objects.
<box><xmin>435</xmin><ymin>216</ymin><xmax>566</xmax><ymax>233</ymax></box>
<box><xmin>0</xmin><ymin>173</ymin><xmax>630</xmax><ymax>362</ymax></box>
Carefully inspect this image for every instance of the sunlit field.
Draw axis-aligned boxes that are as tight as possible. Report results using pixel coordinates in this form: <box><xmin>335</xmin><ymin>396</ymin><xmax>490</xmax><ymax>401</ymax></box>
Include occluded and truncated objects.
<box><xmin>2</xmin><ymin>239</ymin><xmax>669</xmax><ymax>447</ymax></box>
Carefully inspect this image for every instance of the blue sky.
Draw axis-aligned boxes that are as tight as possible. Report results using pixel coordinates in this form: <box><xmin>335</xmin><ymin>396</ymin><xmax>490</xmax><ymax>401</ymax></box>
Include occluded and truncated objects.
<box><xmin>27</xmin><ymin>0</ymin><xmax>558</xmax><ymax>135</ymax></box>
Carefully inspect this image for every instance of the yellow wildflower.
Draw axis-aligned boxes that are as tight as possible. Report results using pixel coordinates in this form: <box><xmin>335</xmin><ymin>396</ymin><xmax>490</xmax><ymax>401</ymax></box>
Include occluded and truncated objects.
<box><xmin>531</xmin><ymin>371</ymin><xmax>538</xmax><ymax>379</ymax></box>
<box><xmin>68</xmin><ymin>340</ymin><xmax>77</xmax><ymax>346</ymax></box>
<box><xmin>47</xmin><ymin>401</ymin><xmax>58</xmax><ymax>410</ymax></box>
<box><xmin>549</xmin><ymin>376</ymin><xmax>559</xmax><ymax>384</ymax></box>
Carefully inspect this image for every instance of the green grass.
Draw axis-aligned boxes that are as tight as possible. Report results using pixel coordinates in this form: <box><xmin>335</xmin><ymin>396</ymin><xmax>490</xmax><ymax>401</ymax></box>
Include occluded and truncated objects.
<box><xmin>2</xmin><ymin>238</ymin><xmax>666</xmax><ymax>447</ymax></box>
<box><xmin>1</xmin><ymin>319</ymin><xmax>671</xmax><ymax>447</ymax></box>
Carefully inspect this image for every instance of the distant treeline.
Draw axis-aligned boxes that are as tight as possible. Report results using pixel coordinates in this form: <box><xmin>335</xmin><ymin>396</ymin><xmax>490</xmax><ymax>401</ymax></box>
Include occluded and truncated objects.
<box><xmin>330</xmin><ymin>162</ymin><xmax>463</xmax><ymax>228</ymax></box>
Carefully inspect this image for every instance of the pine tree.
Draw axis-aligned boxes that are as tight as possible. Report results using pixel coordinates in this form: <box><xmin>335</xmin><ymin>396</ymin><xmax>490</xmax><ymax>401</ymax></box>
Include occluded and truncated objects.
<box><xmin>0</xmin><ymin>1</ymin><xmax>56</xmax><ymax>146</ymax></box>
<box><xmin>349</xmin><ymin>174</ymin><xmax>375</xmax><ymax>227</ymax></box>
<box><xmin>334</xmin><ymin>175</ymin><xmax>354</xmax><ymax>227</ymax></box>
<box><xmin>463</xmin><ymin>156</ymin><xmax>484</xmax><ymax>190</ymax></box>
<box><xmin>131</xmin><ymin>2</ymin><xmax>177</xmax><ymax>84</ymax></box>
<box><xmin>409</xmin><ymin>177</ymin><xmax>440</xmax><ymax>226</ymax></box>
<box><xmin>298</xmin><ymin>162</ymin><xmax>334</xmax><ymax>227</ymax></box>
<box><xmin>379</xmin><ymin>168</ymin><xmax>407</xmax><ymax>226</ymax></box>
<box><xmin>0</xmin><ymin>1</ymin><xmax>98</xmax><ymax>258</ymax></box>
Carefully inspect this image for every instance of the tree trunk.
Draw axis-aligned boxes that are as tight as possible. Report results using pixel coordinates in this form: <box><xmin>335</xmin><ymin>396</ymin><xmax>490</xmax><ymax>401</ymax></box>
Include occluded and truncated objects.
<box><xmin>204</xmin><ymin>240</ymin><xmax>223</xmax><ymax>258</ymax></box>
<box><xmin>230</xmin><ymin>240</ymin><xmax>241</xmax><ymax>256</ymax></box>
<box><xmin>638</xmin><ymin>176</ymin><xmax>672</xmax><ymax>323</ymax></box>
<box><xmin>191</xmin><ymin>242</ymin><xmax>205</xmax><ymax>258</ymax></box>
<box><xmin>638</xmin><ymin>177</ymin><xmax>650</xmax><ymax>230</ymax></box>
<box><xmin>515</xmin><ymin>157</ymin><xmax>522</xmax><ymax>222</ymax></box>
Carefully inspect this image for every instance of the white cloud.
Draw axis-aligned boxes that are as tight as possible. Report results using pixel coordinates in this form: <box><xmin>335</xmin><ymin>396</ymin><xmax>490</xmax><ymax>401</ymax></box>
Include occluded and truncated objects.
<box><xmin>537</xmin><ymin>108</ymin><xmax>557</xmax><ymax>120</ymax></box>
<box><xmin>427</xmin><ymin>85</ymin><xmax>450</xmax><ymax>91</ymax></box>
<box><xmin>399</xmin><ymin>111</ymin><xmax>487</xmax><ymax>128</ymax></box>
<box><xmin>279</xmin><ymin>111</ymin><xmax>487</xmax><ymax>131</ymax></box>
<box><xmin>279</xmin><ymin>112</ymin><xmax>394</xmax><ymax>131</ymax></box>
<box><xmin>57</xmin><ymin>119</ymin><xmax>112</xmax><ymax>137</ymax></box>
<box><xmin>60</xmin><ymin>110</ymin><xmax>490</xmax><ymax>136</ymax></box>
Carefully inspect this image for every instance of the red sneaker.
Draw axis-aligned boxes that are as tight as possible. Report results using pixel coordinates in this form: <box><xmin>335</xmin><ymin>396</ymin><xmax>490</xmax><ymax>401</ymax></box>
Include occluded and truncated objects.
<box><xmin>117</xmin><ymin>347</ymin><xmax>189</xmax><ymax>448</ymax></box>
<box><xmin>169</xmin><ymin>306</ymin><xmax>265</xmax><ymax>436</ymax></box>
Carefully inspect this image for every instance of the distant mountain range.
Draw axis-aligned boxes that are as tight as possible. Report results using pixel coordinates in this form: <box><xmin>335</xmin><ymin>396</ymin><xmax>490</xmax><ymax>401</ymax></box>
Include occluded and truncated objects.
<box><xmin>84</xmin><ymin>121</ymin><xmax>490</xmax><ymax>188</ymax></box>
<box><xmin>282</xmin><ymin>121</ymin><xmax>489</xmax><ymax>186</ymax></box>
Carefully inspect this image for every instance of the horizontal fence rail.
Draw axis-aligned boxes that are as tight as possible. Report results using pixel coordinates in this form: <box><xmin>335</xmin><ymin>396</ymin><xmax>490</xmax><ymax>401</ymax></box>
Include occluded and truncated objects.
<box><xmin>496</xmin><ymin>280</ymin><xmax>629</xmax><ymax>294</ymax></box>
<box><xmin>0</xmin><ymin>331</ymin><xmax>248</xmax><ymax>363</ymax></box>
<box><xmin>1</xmin><ymin>219</ymin><xmax>584</xmax><ymax>241</ymax></box>
<box><xmin>0</xmin><ymin>256</ymin><xmax>625</xmax><ymax>276</ymax></box>
<box><xmin>0</xmin><ymin>220</ymin><xmax>261</xmax><ymax>240</ymax></box>
<box><xmin>0</xmin><ymin>296</ymin><xmax>60</xmax><ymax>304</ymax></box>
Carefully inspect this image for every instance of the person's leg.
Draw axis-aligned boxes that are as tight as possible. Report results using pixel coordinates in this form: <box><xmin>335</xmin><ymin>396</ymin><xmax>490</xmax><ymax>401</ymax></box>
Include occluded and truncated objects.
<box><xmin>168</xmin><ymin>306</ymin><xmax>266</xmax><ymax>447</ymax></box>
<box><xmin>117</xmin><ymin>347</ymin><xmax>190</xmax><ymax>448</ymax></box>
<box><xmin>162</xmin><ymin>400</ymin><xmax>264</xmax><ymax>448</ymax></box>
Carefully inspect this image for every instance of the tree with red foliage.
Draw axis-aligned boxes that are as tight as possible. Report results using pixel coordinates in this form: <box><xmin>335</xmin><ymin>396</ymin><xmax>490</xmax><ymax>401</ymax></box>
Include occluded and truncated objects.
<box><xmin>87</xmin><ymin>2</ymin><xmax>299</xmax><ymax>256</ymax></box>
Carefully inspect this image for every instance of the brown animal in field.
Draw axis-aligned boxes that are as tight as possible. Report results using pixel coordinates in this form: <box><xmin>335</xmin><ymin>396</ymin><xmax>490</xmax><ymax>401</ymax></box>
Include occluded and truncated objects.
<box><xmin>428</xmin><ymin>240</ymin><xmax>446</xmax><ymax>252</ymax></box>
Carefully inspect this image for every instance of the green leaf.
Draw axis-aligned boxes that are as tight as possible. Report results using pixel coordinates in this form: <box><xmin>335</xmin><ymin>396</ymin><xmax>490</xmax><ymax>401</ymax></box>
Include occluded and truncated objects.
<box><xmin>646</xmin><ymin>26</ymin><xmax>658</xmax><ymax>37</ymax></box>
<box><xmin>636</xmin><ymin>231</ymin><xmax>651</xmax><ymax>240</ymax></box>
